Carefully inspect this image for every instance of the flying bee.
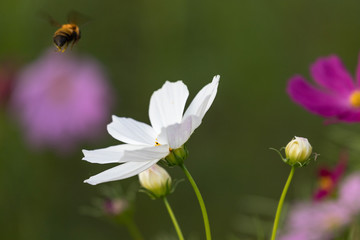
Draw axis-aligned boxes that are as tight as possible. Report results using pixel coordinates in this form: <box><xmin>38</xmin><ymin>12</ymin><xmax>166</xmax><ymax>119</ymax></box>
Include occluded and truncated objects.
<box><xmin>41</xmin><ymin>11</ymin><xmax>86</xmax><ymax>52</ymax></box>
<box><xmin>53</xmin><ymin>23</ymin><xmax>81</xmax><ymax>52</ymax></box>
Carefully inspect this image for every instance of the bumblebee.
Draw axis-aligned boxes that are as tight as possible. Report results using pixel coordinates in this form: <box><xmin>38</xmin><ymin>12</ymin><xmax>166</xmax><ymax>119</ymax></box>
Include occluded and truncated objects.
<box><xmin>41</xmin><ymin>12</ymin><xmax>84</xmax><ymax>52</ymax></box>
<box><xmin>53</xmin><ymin>23</ymin><xmax>81</xmax><ymax>52</ymax></box>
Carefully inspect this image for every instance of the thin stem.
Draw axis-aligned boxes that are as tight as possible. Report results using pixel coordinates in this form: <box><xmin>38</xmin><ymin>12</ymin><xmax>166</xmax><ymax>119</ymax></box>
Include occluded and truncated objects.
<box><xmin>180</xmin><ymin>164</ymin><xmax>211</xmax><ymax>240</ymax></box>
<box><xmin>123</xmin><ymin>217</ymin><xmax>144</xmax><ymax>240</ymax></box>
<box><xmin>271</xmin><ymin>166</ymin><xmax>295</xmax><ymax>240</ymax></box>
<box><xmin>163</xmin><ymin>197</ymin><xmax>185</xmax><ymax>240</ymax></box>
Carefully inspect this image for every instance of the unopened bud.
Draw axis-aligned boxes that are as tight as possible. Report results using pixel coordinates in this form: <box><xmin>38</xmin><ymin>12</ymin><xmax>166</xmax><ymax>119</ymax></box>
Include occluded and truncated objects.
<box><xmin>285</xmin><ymin>136</ymin><xmax>312</xmax><ymax>166</ymax></box>
<box><xmin>165</xmin><ymin>145</ymin><xmax>189</xmax><ymax>166</ymax></box>
<box><xmin>103</xmin><ymin>198</ymin><xmax>129</xmax><ymax>216</ymax></box>
<box><xmin>139</xmin><ymin>164</ymin><xmax>172</xmax><ymax>199</ymax></box>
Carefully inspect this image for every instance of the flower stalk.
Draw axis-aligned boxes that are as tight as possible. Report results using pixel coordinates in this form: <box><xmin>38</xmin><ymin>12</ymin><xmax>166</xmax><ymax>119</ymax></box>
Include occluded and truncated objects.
<box><xmin>180</xmin><ymin>163</ymin><xmax>212</xmax><ymax>240</ymax></box>
<box><xmin>163</xmin><ymin>197</ymin><xmax>185</xmax><ymax>240</ymax></box>
<box><xmin>271</xmin><ymin>166</ymin><xmax>295</xmax><ymax>240</ymax></box>
<box><xmin>122</xmin><ymin>217</ymin><xmax>144</xmax><ymax>240</ymax></box>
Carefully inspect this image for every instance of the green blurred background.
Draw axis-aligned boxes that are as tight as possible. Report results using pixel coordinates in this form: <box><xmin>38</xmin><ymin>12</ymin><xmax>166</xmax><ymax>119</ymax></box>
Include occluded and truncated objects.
<box><xmin>1</xmin><ymin>0</ymin><xmax>360</xmax><ymax>239</ymax></box>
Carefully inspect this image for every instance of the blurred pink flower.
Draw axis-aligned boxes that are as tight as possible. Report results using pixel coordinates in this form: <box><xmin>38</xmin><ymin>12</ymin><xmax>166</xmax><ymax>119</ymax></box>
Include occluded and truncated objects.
<box><xmin>287</xmin><ymin>54</ymin><xmax>360</xmax><ymax>122</ymax></box>
<box><xmin>0</xmin><ymin>59</ymin><xmax>19</xmax><ymax>107</ymax></box>
<box><xmin>279</xmin><ymin>202</ymin><xmax>350</xmax><ymax>240</ymax></box>
<box><xmin>11</xmin><ymin>50</ymin><xmax>112</xmax><ymax>153</ymax></box>
<box><xmin>313</xmin><ymin>152</ymin><xmax>347</xmax><ymax>201</ymax></box>
<box><xmin>104</xmin><ymin>198</ymin><xmax>129</xmax><ymax>216</ymax></box>
<box><xmin>278</xmin><ymin>231</ymin><xmax>319</xmax><ymax>240</ymax></box>
<box><xmin>339</xmin><ymin>172</ymin><xmax>360</xmax><ymax>213</ymax></box>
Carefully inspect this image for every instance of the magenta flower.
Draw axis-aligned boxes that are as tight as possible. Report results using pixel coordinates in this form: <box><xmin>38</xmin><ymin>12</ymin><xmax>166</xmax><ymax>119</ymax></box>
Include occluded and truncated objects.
<box><xmin>313</xmin><ymin>152</ymin><xmax>347</xmax><ymax>201</ymax></box>
<box><xmin>11</xmin><ymin>50</ymin><xmax>112</xmax><ymax>153</ymax></box>
<box><xmin>287</xmin><ymin>54</ymin><xmax>360</xmax><ymax>122</ymax></box>
<box><xmin>0</xmin><ymin>59</ymin><xmax>18</xmax><ymax>108</ymax></box>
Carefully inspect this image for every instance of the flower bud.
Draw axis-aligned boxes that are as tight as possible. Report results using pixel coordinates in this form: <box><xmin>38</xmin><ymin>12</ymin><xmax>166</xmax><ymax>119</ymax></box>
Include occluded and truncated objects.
<box><xmin>139</xmin><ymin>164</ymin><xmax>172</xmax><ymax>199</ymax></box>
<box><xmin>165</xmin><ymin>145</ymin><xmax>189</xmax><ymax>166</ymax></box>
<box><xmin>103</xmin><ymin>198</ymin><xmax>129</xmax><ymax>216</ymax></box>
<box><xmin>285</xmin><ymin>136</ymin><xmax>312</xmax><ymax>166</ymax></box>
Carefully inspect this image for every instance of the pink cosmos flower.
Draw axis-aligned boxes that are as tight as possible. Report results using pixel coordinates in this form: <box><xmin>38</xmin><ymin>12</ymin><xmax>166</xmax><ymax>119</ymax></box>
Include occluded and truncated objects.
<box><xmin>11</xmin><ymin>50</ymin><xmax>112</xmax><ymax>153</ymax></box>
<box><xmin>313</xmin><ymin>152</ymin><xmax>347</xmax><ymax>201</ymax></box>
<box><xmin>287</xmin><ymin>54</ymin><xmax>360</xmax><ymax>122</ymax></box>
<box><xmin>278</xmin><ymin>231</ymin><xmax>320</xmax><ymax>240</ymax></box>
<box><xmin>279</xmin><ymin>202</ymin><xmax>351</xmax><ymax>240</ymax></box>
<box><xmin>338</xmin><ymin>172</ymin><xmax>360</xmax><ymax>213</ymax></box>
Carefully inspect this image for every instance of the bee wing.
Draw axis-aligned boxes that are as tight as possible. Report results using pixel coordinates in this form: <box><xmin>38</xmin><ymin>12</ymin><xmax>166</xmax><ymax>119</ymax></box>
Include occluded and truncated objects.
<box><xmin>67</xmin><ymin>11</ymin><xmax>92</xmax><ymax>26</ymax></box>
<box><xmin>38</xmin><ymin>11</ymin><xmax>61</xmax><ymax>27</ymax></box>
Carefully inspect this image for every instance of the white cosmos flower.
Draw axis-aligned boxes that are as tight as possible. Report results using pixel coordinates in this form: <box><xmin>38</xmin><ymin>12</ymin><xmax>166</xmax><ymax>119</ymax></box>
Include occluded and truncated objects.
<box><xmin>83</xmin><ymin>75</ymin><xmax>220</xmax><ymax>185</ymax></box>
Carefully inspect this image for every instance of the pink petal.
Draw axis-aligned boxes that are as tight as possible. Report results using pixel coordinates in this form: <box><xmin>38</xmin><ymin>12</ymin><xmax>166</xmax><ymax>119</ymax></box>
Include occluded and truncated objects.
<box><xmin>336</xmin><ymin>109</ymin><xmax>360</xmax><ymax>122</ymax></box>
<box><xmin>313</xmin><ymin>189</ymin><xmax>330</xmax><ymax>202</ymax></box>
<box><xmin>310</xmin><ymin>55</ymin><xmax>355</xmax><ymax>96</ymax></box>
<box><xmin>287</xmin><ymin>75</ymin><xmax>345</xmax><ymax>117</ymax></box>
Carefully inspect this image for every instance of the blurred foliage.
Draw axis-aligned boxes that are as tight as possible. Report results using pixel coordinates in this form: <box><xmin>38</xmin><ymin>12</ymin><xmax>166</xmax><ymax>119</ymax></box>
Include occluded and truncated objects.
<box><xmin>2</xmin><ymin>0</ymin><xmax>360</xmax><ymax>239</ymax></box>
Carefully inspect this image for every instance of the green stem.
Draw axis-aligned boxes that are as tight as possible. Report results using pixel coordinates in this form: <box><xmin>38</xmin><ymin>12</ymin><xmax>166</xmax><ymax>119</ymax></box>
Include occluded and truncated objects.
<box><xmin>163</xmin><ymin>197</ymin><xmax>185</xmax><ymax>240</ymax></box>
<box><xmin>271</xmin><ymin>166</ymin><xmax>295</xmax><ymax>240</ymax></box>
<box><xmin>123</xmin><ymin>217</ymin><xmax>144</xmax><ymax>240</ymax></box>
<box><xmin>180</xmin><ymin>164</ymin><xmax>211</xmax><ymax>240</ymax></box>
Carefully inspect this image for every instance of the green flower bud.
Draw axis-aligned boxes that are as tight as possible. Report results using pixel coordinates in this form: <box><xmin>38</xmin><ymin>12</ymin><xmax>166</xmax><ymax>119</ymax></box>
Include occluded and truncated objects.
<box><xmin>164</xmin><ymin>145</ymin><xmax>189</xmax><ymax>166</ymax></box>
<box><xmin>139</xmin><ymin>164</ymin><xmax>172</xmax><ymax>199</ymax></box>
<box><xmin>285</xmin><ymin>136</ymin><xmax>312</xmax><ymax>166</ymax></box>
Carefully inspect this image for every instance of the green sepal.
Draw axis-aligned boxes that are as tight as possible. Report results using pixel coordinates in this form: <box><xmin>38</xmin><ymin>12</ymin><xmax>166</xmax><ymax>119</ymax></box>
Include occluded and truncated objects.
<box><xmin>139</xmin><ymin>187</ymin><xmax>158</xmax><ymax>200</ymax></box>
<box><xmin>269</xmin><ymin>147</ymin><xmax>287</xmax><ymax>163</ymax></box>
<box><xmin>139</xmin><ymin>179</ymin><xmax>172</xmax><ymax>200</ymax></box>
<box><xmin>139</xmin><ymin>178</ymin><xmax>183</xmax><ymax>200</ymax></box>
<box><xmin>270</xmin><ymin>147</ymin><xmax>319</xmax><ymax>168</ymax></box>
<box><xmin>291</xmin><ymin>152</ymin><xmax>319</xmax><ymax>168</ymax></box>
<box><xmin>169</xmin><ymin>178</ymin><xmax>184</xmax><ymax>194</ymax></box>
<box><xmin>164</xmin><ymin>145</ymin><xmax>189</xmax><ymax>166</ymax></box>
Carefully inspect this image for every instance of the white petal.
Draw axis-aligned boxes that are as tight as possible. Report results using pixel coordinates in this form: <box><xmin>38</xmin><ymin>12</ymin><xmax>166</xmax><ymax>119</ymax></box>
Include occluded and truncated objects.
<box><xmin>107</xmin><ymin>116</ymin><xmax>157</xmax><ymax>145</ymax></box>
<box><xmin>149</xmin><ymin>81</ymin><xmax>189</xmax><ymax>134</ymax></box>
<box><xmin>82</xmin><ymin>145</ymin><xmax>126</xmax><ymax>164</ymax></box>
<box><xmin>82</xmin><ymin>144</ymin><xmax>169</xmax><ymax>164</ymax></box>
<box><xmin>158</xmin><ymin>115</ymin><xmax>201</xmax><ymax>149</ymax></box>
<box><xmin>183</xmin><ymin>75</ymin><xmax>219</xmax><ymax>121</ymax></box>
<box><xmin>84</xmin><ymin>159</ymin><xmax>159</xmax><ymax>185</ymax></box>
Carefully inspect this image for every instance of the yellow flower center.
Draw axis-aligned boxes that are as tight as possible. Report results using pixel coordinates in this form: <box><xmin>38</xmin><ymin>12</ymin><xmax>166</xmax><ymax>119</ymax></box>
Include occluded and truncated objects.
<box><xmin>324</xmin><ymin>216</ymin><xmax>342</xmax><ymax>231</ymax></box>
<box><xmin>319</xmin><ymin>176</ymin><xmax>333</xmax><ymax>191</ymax></box>
<box><xmin>155</xmin><ymin>141</ymin><xmax>161</xmax><ymax>146</ymax></box>
<box><xmin>349</xmin><ymin>90</ymin><xmax>360</xmax><ymax>107</ymax></box>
